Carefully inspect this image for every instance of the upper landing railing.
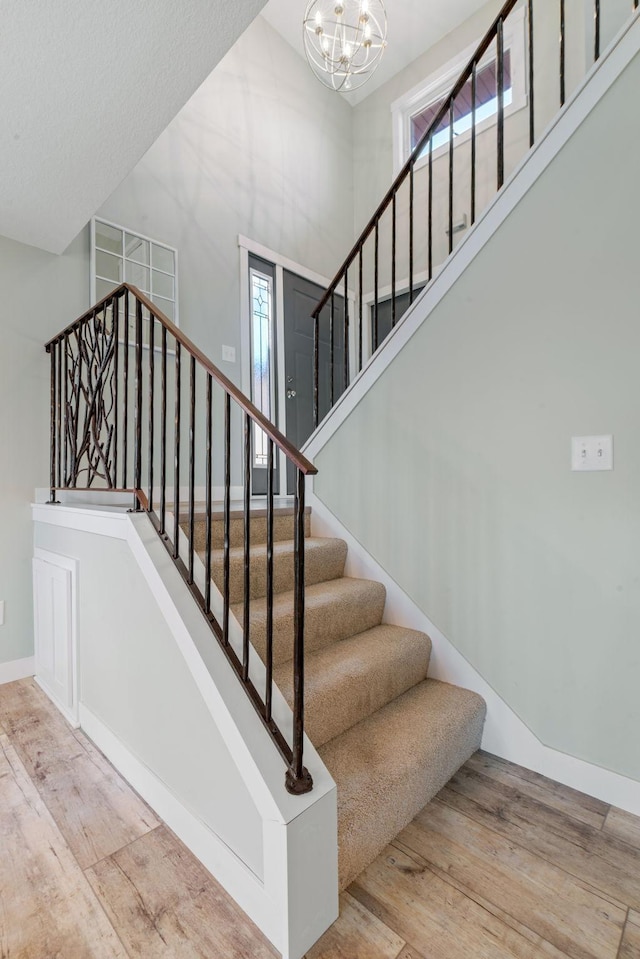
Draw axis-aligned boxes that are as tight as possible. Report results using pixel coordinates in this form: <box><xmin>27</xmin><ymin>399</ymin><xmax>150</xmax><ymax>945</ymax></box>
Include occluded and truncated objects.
<box><xmin>45</xmin><ymin>283</ymin><xmax>316</xmax><ymax>795</ymax></box>
<box><xmin>312</xmin><ymin>0</ymin><xmax>639</xmax><ymax>428</ymax></box>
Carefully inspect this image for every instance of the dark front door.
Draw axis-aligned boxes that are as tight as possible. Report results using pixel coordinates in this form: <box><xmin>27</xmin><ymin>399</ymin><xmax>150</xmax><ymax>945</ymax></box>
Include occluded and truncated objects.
<box><xmin>283</xmin><ymin>270</ymin><xmax>345</xmax><ymax>493</ymax></box>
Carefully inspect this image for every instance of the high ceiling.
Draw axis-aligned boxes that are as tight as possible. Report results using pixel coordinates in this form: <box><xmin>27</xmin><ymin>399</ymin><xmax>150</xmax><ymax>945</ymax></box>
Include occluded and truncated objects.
<box><xmin>262</xmin><ymin>0</ymin><xmax>491</xmax><ymax>105</ymax></box>
<box><xmin>0</xmin><ymin>0</ymin><xmax>266</xmax><ymax>254</ymax></box>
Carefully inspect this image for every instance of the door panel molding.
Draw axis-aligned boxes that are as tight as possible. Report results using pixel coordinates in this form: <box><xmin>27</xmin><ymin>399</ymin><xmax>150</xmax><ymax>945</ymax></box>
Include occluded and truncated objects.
<box><xmin>33</xmin><ymin>547</ymin><xmax>79</xmax><ymax>727</ymax></box>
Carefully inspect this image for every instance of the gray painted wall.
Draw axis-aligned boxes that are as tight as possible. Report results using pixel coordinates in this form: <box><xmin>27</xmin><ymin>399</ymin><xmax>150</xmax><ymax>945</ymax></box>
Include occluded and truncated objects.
<box><xmin>315</xmin><ymin>50</ymin><xmax>640</xmax><ymax>781</ymax></box>
<box><xmin>0</xmin><ymin>234</ymin><xmax>88</xmax><ymax>664</ymax></box>
<box><xmin>0</xmin><ymin>14</ymin><xmax>353</xmax><ymax>667</ymax></box>
<box><xmin>98</xmin><ymin>14</ymin><xmax>354</xmax><ymax>373</ymax></box>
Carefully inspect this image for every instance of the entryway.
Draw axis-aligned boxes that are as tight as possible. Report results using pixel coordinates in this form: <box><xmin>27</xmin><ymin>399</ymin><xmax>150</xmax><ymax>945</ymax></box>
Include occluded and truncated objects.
<box><xmin>241</xmin><ymin>239</ymin><xmax>345</xmax><ymax>494</ymax></box>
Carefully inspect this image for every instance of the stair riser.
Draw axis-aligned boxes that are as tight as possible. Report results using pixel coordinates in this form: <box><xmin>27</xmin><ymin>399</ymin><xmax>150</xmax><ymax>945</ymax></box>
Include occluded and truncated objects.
<box><xmin>242</xmin><ymin>580</ymin><xmax>387</xmax><ymax>668</ymax></box>
<box><xmin>319</xmin><ymin>680</ymin><xmax>486</xmax><ymax>890</ymax></box>
<box><xmin>185</xmin><ymin>512</ymin><xmax>310</xmax><ymax>552</ymax></box>
<box><xmin>276</xmin><ymin>629</ymin><xmax>432</xmax><ymax>748</ymax></box>
<box><xmin>210</xmin><ymin>540</ymin><xmax>347</xmax><ymax>605</ymax></box>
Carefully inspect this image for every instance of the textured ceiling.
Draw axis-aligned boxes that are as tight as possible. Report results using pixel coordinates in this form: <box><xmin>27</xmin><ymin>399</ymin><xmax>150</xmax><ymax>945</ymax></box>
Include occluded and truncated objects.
<box><xmin>262</xmin><ymin>0</ymin><xmax>489</xmax><ymax>105</ymax></box>
<box><xmin>1</xmin><ymin>0</ymin><xmax>266</xmax><ymax>253</ymax></box>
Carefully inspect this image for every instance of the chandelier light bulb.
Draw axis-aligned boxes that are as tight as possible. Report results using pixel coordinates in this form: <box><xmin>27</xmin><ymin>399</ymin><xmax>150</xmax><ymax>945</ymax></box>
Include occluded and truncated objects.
<box><xmin>303</xmin><ymin>0</ymin><xmax>387</xmax><ymax>94</ymax></box>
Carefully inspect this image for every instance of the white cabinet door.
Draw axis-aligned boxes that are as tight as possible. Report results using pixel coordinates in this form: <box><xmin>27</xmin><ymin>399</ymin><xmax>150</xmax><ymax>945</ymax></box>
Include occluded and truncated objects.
<box><xmin>33</xmin><ymin>555</ymin><xmax>76</xmax><ymax>722</ymax></box>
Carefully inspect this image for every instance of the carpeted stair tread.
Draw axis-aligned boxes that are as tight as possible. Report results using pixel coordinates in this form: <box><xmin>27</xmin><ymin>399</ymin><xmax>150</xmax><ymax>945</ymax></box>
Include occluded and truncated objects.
<box><xmin>200</xmin><ymin>537</ymin><xmax>347</xmax><ymax>604</ymax></box>
<box><xmin>186</xmin><ymin>510</ymin><xmax>310</xmax><ymax>552</ymax></box>
<box><xmin>319</xmin><ymin>678</ymin><xmax>486</xmax><ymax>889</ymax></box>
<box><xmin>235</xmin><ymin>577</ymin><xmax>387</xmax><ymax>667</ymax></box>
<box><xmin>274</xmin><ymin>624</ymin><xmax>432</xmax><ymax>748</ymax></box>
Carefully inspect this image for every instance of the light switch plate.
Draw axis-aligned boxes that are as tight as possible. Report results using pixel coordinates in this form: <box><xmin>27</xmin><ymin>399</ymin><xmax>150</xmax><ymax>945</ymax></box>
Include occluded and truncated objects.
<box><xmin>571</xmin><ymin>435</ymin><xmax>613</xmax><ymax>471</ymax></box>
<box><xmin>0</xmin><ymin>600</ymin><xmax>5</xmax><ymax>626</ymax></box>
<box><xmin>222</xmin><ymin>345</ymin><xmax>236</xmax><ymax>363</ymax></box>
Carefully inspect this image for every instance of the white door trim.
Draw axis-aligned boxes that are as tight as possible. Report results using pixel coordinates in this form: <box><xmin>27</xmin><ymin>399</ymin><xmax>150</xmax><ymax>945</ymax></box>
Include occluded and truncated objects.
<box><xmin>238</xmin><ymin>236</ymin><xmax>334</xmax><ymax>490</ymax></box>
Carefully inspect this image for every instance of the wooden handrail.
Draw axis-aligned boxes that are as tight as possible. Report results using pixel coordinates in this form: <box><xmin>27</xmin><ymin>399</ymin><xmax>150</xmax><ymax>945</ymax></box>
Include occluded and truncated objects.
<box><xmin>46</xmin><ymin>283</ymin><xmax>317</xmax><ymax>476</ymax></box>
<box><xmin>312</xmin><ymin>0</ymin><xmax>521</xmax><ymax>317</ymax></box>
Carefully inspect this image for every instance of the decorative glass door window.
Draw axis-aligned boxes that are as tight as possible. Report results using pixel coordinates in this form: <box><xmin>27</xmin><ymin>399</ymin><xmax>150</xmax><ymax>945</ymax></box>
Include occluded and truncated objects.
<box><xmin>91</xmin><ymin>218</ymin><xmax>178</xmax><ymax>325</ymax></box>
<box><xmin>250</xmin><ymin>267</ymin><xmax>275</xmax><ymax>469</ymax></box>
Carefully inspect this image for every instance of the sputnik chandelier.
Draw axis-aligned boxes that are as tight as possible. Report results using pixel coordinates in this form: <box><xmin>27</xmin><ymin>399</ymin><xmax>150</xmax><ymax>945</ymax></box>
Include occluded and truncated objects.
<box><xmin>302</xmin><ymin>0</ymin><xmax>388</xmax><ymax>93</ymax></box>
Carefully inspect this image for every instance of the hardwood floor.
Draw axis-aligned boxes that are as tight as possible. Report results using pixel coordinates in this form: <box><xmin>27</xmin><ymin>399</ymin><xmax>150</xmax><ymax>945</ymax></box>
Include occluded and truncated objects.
<box><xmin>1</xmin><ymin>679</ymin><xmax>639</xmax><ymax>959</ymax></box>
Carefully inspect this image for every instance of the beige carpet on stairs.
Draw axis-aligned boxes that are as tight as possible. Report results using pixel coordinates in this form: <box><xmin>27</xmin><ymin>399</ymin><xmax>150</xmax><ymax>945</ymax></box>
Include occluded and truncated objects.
<box><xmin>189</xmin><ymin>506</ymin><xmax>486</xmax><ymax>889</ymax></box>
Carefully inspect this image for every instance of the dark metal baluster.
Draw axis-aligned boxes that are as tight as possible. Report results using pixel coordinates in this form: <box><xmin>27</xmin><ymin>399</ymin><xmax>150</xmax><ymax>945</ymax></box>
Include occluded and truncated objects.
<box><xmin>358</xmin><ymin>247</ymin><xmax>363</xmax><ymax>371</ymax></box>
<box><xmin>409</xmin><ymin>162</ymin><xmax>415</xmax><ymax>304</ymax></box>
<box><xmin>374</xmin><ymin>220</ymin><xmax>379</xmax><ymax>351</ymax></box>
<box><xmin>122</xmin><ymin>293</ymin><xmax>129</xmax><ymax>489</ymax></box>
<box><xmin>63</xmin><ymin>334</ymin><xmax>68</xmax><ymax>486</ymax></box>
<box><xmin>49</xmin><ymin>345</ymin><xmax>57</xmax><ymax>502</ymax></box>
<box><xmin>343</xmin><ymin>269</ymin><xmax>350</xmax><ymax>388</ymax></box>
<box><xmin>148</xmin><ymin>312</ymin><xmax>155</xmax><ymax>511</ymax></box>
<box><xmin>329</xmin><ymin>293</ymin><xmax>335</xmax><ymax>408</ymax></box>
<box><xmin>243</xmin><ymin>413</ymin><xmax>251</xmax><ymax>683</ymax></box>
<box><xmin>497</xmin><ymin>18</ymin><xmax>505</xmax><ymax>191</ymax></box>
<box><xmin>391</xmin><ymin>195</ymin><xmax>397</xmax><ymax>326</ymax></box>
<box><xmin>188</xmin><ymin>355</ymin><xmax>196</xmax><ymax>584</ymax></box>
<box><xmin>113</xmin><ymin>296</ymin><xmax>119</xmax><ymax>488</ymax></box>
<box><xmin>205</xmin><ymin>374</ymin><xmax>213</xmax><ymax>614</ymax></box>
<box><xmin>560</xmin><ymin>0</ymin><xmax>566</xmax><ymax>106</ymax></box>
<box><xmin>223</xmin><ymin>392</ymin><xmax>231</xmax><ymax>647</ymax></box>
<box><xmin>313</xmin><ymin>310</ymin><xmax>319</xmax><ymax>429</ymax></box>
<box><xmin>56</xmin><ymin>339</ymin><xmax>62</xmax><ymax>489</ymax></box>
<box><xmin>594</xmin><ymin>0</ymin><xmax>600</xmax><ymax>61</ymax></box>
<box><xmin>173</xmin><ymin>342</ymin><xmax>181</xmax><ymax>559</ymax></box>
<box><xmin>528</xmin><ymin>0</ymin><xmax>535</xmax><ymax>147</ymax></box>
<box><xmin>471</xmin><ymin>61</ymin><xmax>477</xmax><ymax>225</ymax></box>
<box><xmin>286</xmin><ymin>468</ymin><xmax>312</xmax><ymax>795</ymax></box>
<box><xmin>448</xmin><ymin>99</ymin><xmax>455</xmax><ymax>254</ymax></box>
<box><xmin>428</xmin><ymin>138</ymin><xmax>433</xmax><ymax>281</ymax></box>
<box><xmin>160</xmin><ymin>326</ymin><xmax>167</xmax><ymax>534</ymax></box>
<box><xmin>265</xmin><ymin>438</ymin><xmax>274</xmax><ymax>722</ymax></box>
<box><xmin>133</xmin><ymin>298</ymin><xmax>143</xmax><ymax>509</ymax></box>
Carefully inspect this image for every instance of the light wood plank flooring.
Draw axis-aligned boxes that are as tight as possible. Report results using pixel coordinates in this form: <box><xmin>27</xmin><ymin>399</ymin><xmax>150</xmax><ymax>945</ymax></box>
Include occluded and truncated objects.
<box><xmin>1</xmin><ymin>678</ymin><xmax>640</xmax><ymax>959</ymax></box>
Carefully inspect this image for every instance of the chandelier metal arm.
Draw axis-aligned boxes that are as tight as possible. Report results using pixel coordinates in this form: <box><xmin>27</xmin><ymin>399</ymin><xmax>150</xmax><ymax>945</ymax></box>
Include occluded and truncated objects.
<box><xmin>302</xmin><ymin>0</ymin><xmax>388</xmax><ymax>93</ymax></box>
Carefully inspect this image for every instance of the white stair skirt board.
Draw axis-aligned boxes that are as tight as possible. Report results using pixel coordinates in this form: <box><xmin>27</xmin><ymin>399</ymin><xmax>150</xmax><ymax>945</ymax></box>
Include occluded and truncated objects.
<box><xmin>308</xmin><ymin>490</ymin><xmax>640</xmax><ymax>818</ymax></box>
<box><xmin>303</xmin><ymin>9</ymin><xmax>640</xmax><ymax>462</ymax></box>
<box><xmin>31</xmin><ymin>502</ymin><xmax>338</xmax><ymax>959</ymax></box>
<box><xmin>0</xmin><ymin>656</ymin><xmax>35</xmax><ymax>686</ymax></box>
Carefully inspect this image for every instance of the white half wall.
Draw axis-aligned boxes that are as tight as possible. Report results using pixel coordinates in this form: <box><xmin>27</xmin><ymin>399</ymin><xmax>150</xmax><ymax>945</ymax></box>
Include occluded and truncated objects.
<box><xmin>32</xmin><ymin>502</ymin><xmax>337</xmax><ymax>959</ymax></box>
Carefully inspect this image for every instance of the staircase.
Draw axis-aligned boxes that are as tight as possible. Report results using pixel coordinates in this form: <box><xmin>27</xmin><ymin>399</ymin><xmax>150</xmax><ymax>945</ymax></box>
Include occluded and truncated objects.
<box><xmin>189</xmin><ymin>503</ymin><xmax>485</xmax><ymax>889</ymax></box>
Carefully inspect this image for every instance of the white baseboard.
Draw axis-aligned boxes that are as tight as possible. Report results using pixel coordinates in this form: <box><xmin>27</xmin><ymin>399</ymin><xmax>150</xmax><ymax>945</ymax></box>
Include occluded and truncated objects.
<box><xmin>0</xmin><ymin>656</ymin><xmax>35</xmax><ymax>686</ymax></box>
<box><xmin>78</xmin><ymin>704</ymin><xmax>279</xmax><ymax>948</ymax></box>
<box><xmin>309</xmin><ymin>490</ymin><xmax>640</xmax><ymax>817</ymax></box>
<box><xmin>34</xmin><ymin>676</ymin><xmax>80</xmax><ymax>728</ymax></box>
